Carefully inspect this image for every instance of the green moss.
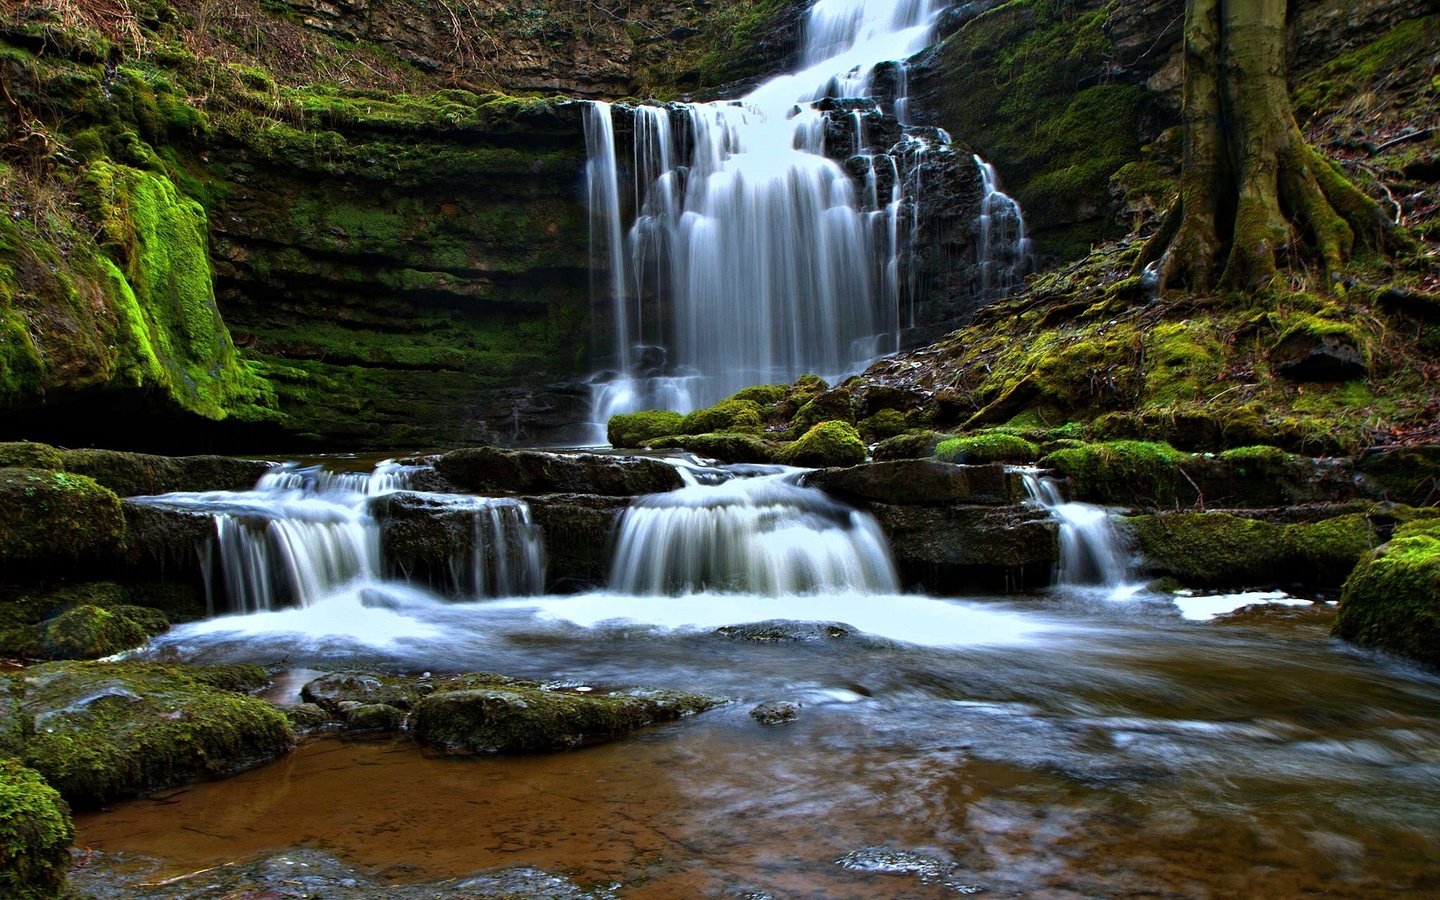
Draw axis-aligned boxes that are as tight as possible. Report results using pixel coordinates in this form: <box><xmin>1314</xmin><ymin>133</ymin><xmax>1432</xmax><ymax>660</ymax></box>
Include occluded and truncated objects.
<box><xmin>935</xmin><ymin>432</ymin><xmax>1040</xmax><ymax>464</ymax></box>
<box><xmin>793</xmin><ymin>389</ymin><xmax>857</xmax><ymax>432</ymax></box>
<box><xmin>0</xmin><ymin>469</ymin><xmax>124</xmax><ymax>568</ymax></box>
<box><xmin>1041</xmin><ymin>440</ymin><xmax>1190</xmax><ymax>505</ymax></box>
<box><xmin>1294</xmin><ymin>17</ymin><xmax>1437</xmax><ymax>120</ymax></box>
<box><xmin>608</xmin><ymin>410</ymin><xmax>685</xmax><ymax>448</ymax></box>
<box><xmin>779</xmin><ymin>421</ymin><xmax>867</xmax><ymax>468</ymax></box>
<box><xmin>0</xmin><ymin>443</ymin><xmax>62</xmax><ymax>470</ymax></box>
<box><xmin>411</xmin><ymin>676</ymin><xmax>723</xmax><ymax>754</ymax></box>
<box><xmin>18</xmin><ymin>661</ymin><xmax>293</xmax><ymax>807</ymax></box>
<box><xmin>1217</xmin><ymin>445</ymin><xmax>1297</xmax><ymax>475</ymax></box>
<box><xmin>857</xmin><ymin>409</ymin><xmax>909</xmax><ymax>443</ymax></box>
<box><xmin>679</xmin><ymin>399</ymin><xmax>763</xmax><ymax>436</ymax></box>
<box><xmin>0</xmin><ymin>758</ymin><xmax>73</xmax><ymax>900</ymax></box>
<box><xmin>38</xmin><ymin>606</ymin><xmax>149</xmax><ymax>660</ymax></box>
<box><xmin>1128</xmin><ymin>511</ymin><xmax>1377</xmax><ymax>587</ymax></box>
<box><xmin>1145</xmin><ymin>321</ymin><xmax>1226</xmax><ymax>405</ymax></box>
<box><xmin>644</xmin><ymin>433</ymin><xmax>778</xmax><ymax>464</ymax></box>
<box><xmin>873</xmin><ymin>430</ymin><xmax>947</xmax><ymax>461</ymax></box>
<box><xmin>728</xmin><ymin>384</ymin><xmax>791</xmax><ymax>406</ymax></box>
<box><xmin>1333</xmin><ymin>519</ymin><xmax>1440</xmax><ymax>668</ymax></box>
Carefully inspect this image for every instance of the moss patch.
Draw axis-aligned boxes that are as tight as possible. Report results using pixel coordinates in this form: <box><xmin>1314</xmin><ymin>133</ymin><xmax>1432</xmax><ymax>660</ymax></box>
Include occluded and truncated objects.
<box><xmin>779</xmin><ymin>421</ymin><xmax>867</xmax><ymax>468</ymax></box>
<box><xmin>0</xmin><ymin>758</ymin><xmax>73</xmax><ymax>900</ymax></box>
<box><xmin>1333</xmin><ymin>519</ymin><xmax>1440</xmax><ymax>668</ymax></box>
<box><xmin>608</xmin><ymin>410</ymin><xmax>685</xmax><ymax>449</ymax></box>
<box><xmin>1042</xmin><ymin>441</ymin><xmax>1190</xmax><ymax>505</ymax></box>
<box><xmin>935</xmin><ymin>432</ymin><xmax>1040</xmax><ymax>464</ymax></box>
<box><xmin>0</xmin><ymin>468</ymin><xmax>124</xmax><ymax>568</ymax></box>
<box><xmin>679</xmin><ymin>399</ymin><xmax>763</xmax><ymax>436</ymax></box>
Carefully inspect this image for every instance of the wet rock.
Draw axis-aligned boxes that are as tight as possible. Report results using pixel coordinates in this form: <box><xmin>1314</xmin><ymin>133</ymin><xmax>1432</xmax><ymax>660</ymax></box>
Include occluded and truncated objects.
<box><xmin>836</xmin><ymin>845</ymin><xmax>981</xmax><ymax>892</ymax></box>
<box><xmin>778</xmin><ymin>421</ymin><xmax>867</xmax><ymax>468</ymax></box>
<box><xmin>37</xmin><ymin>606</ymin><xmax>150</xmax><ymax>661</ymax></box>
<box><xmin>872</xmin><ymin>430</ymin><xmax>947</xmax><ymax>461</ymax></box>
<box><xmin>369</xmin><ymin>492</ymin><xmax>485</xmax><ymax>593</ymax></box>
<box><xmin>285</xmin><ymin>703</ymin><xmax>333</xmax><ymax>733</ymax></box>
<box><xmin>341</xmin><ymin>703</ymin><xmax>406</xmax><ymax>732</ymax></box>
<box><xmin>0</xmin><ymin>468</ymin><xmax>124</xmax><ymax>574</ymax></box>
<box><xmin>749</xmin><ymin>701</ymin><xmax>802</xmax><ymax>725</ymax></box>
<box><xmin>115</xmin><ymin>500</ymin><xmax>215</xmax><ymax>587</ymax></box>
<box><xmin>806</xmin><ymin>460</ymin><xmax>1017</xmax><ymax>506</ymax></box>
<box><xmin>59</xmin><ymin>450</ymin><xmax>274</xmax><ymax>497</ymax></box>
<box><xmin>0</xmin><ymin>757</ymin><xmax>73</xmax><ymax>900</ymax></box>
<box><xmin>300</xmin><ymin>672</ymin><xmax>431</xmax><ymax>713</ymax></box>
<box><xmin>18</xmin><ymin>661</ymin><xmax>293</xmax><ymax>807</ymax></box>
<box><xmin>715</xmin><ymin>621</ymin><xmax>854</xmax><ymax>642</ymax></box>
<box><xmin>874</xmin><ymin>504</ymin><xmax>1058</xmax><ymax>591</ymax></box>
<box><xmin>437</xmin><ymin>447</ymin><xmax>682</xmax><ymax>496</ymax></box>
<box><xmin>1333</xmin><ymin>518</ymin><xmax>1440</xmax><ymax>669</ymax></box>
<box><xmin>645</xmin><ymin>433</ymin><xmax>779</xmax><ymax>464</ymax></box>
<box><xmin>410</xmin><ymin>678</ymin><xmax>724</xmax><ymax>755</ymax></box>
<box><xmin>525</xmin><ymin>494</ymin><xmax>630</xmax><ymax>591</ymax></box>
<box><xmin>0</xmin><ymin>441</ymin><xmax>63</xmax><ymax>470</ymax></box>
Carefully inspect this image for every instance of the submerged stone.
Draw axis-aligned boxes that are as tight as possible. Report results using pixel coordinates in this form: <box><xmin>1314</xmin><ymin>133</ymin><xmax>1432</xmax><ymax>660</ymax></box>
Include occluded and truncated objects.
<box><xmin>715</xmin><ymin>621</ymin><xmax>854</xmax><ymax>642</ymax></box>
<box><xmin>18</xmin><ymin>661</ymin><xmax>293</xmax><ymax>807</ymax></box>
<box><xmin>749</xmin><ymin>701</ymin><xmax>802</xmax><ymax>725</ymax></box>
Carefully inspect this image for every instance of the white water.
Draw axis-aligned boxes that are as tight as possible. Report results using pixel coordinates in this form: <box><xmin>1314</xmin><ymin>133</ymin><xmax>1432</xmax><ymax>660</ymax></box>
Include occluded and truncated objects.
<box><xmin>134</xmin><ymin>463</ymin><xmax>545</xmax><ymax>613</ymax></box>
<box><xmin>975</xmin><ymin>155</ymin><xmax>1034</xmax><ymax>297</ymax></box>
<box><xmin>1015</xmin><ymin>469</ymin><xmax>1133</xmax><ymax>592</ymax></box>
<box><xmin>584</xmin><ymin>0</ymin><xmax>1031</xmax><ymax>431</ymax></box>
<box><xmin>609</xmin><ymin>470</ymin><xmax>900</xmax><ymax>595</ymax></box>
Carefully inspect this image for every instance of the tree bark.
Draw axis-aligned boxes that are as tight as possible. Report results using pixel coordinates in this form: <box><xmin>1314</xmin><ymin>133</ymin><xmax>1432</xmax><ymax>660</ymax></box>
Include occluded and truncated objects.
<box><xmin>1138</xmin><ymin>0</ymin><xmax>1407</xmax><ymax>293</ymax></box>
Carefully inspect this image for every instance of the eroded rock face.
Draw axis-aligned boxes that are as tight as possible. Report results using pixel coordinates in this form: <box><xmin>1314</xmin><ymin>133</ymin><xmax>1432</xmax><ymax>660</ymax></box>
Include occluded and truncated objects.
<box><xmin>805</xmin><ymin>460</ymin><xmax>1020</xmax><ymax>507</ymax></box>
<box><xmin>873</xmin><ymin>504</ymin><xmax>1059</xmax><ymax>591</ymax></box>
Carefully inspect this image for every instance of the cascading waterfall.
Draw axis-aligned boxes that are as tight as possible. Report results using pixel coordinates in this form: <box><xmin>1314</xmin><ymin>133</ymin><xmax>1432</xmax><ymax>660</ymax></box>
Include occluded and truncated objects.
<box><xmin>135</xmin><ymin>462</ymin><xmax>545</xmax><ymax>613</ymax></box>
<box><xmin>1014</xmin><ymin>469</ymin><xmax>1130</xmax><ymax>590</ymax></box>
<box><xmin>609</xmin><ymin>471</ymin><xmax>899</xmax><ymax>596</ymax></box>
<box><xmin>974</xmin><ymin>155</ymin><xmax>1033</xmax><ymax>298</ymax></box>
<box><xmin>585</xmin><ymin>0</ymin><xmax>1030</xmax><ymax>430</ymax></box>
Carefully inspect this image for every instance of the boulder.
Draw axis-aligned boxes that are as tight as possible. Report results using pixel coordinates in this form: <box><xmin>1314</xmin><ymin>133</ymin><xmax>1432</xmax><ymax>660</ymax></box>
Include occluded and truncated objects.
<box><xmin>18</xmin><ymin>661</ymin><xmax>292</xmax><ymax>807</ymax></box>
<box><xmin>301</xmin><ymin>671</ymin><xmax>433</xmax><ymax>713</ymax></box>
<box><xmin>750</xmin><ymin>701</ymin><xmax>802</xmax><ymax>725</ymax></box>
<box><xmin>436</xmin><ymin>447</ymin><xmax>682</xmax><ymax>496</ymax></box>
<box><xmin>59</xmin><ymin>450</ymin><xmax>274</xmax><ymax>497</ymax></box>
<box><xmin>1333</xmin><ymin>518</ymin><xmax>1440</xmax><ymax>669</ymax></box>
<box><xmin>410</xmin><ymin>678</ymin><xmax>723</xmax><ymax>754</ymax></box>
<box><xmin>37</xmin><ymin>606</ymin><xmax>151</xmax><ymax>660</ymax></box>
<box><xmin>0</xmin><ymin>758</ymin><xmax>73</xmax><ymax>900</ymax></box>
<box><xmin>806</xmin><ymin>460</ymin><xmax>1018</xmax><ymax>506</ymax></box>
<box><xmin>779</xmin><ymin>421</ymin><xmax>867</xmax><ymax>468</ymax></box>
<box><xmin>0</xmin><ymin>469</ymin><xmax>124</xmax><ymax>572</ymax></box>
<box><xmin>0</xmin><ymin>442</ymin><xmax>63</xmax><ymax>470</ymax></box>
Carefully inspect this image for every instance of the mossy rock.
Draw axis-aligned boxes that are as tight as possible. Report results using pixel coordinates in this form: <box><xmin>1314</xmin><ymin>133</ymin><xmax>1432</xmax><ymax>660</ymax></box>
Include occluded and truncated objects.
<box><xmin>679</xmin><ymin>399</ymin><xmax>763</xmax><ymax>435</ymax></box>
<box><xmin>0</xmin><ymin>468</ymin><xmax>124</xmax><ymax>569</ymax></box>
<box><xmin>37</xmin><ymin>605</ymin><xmax>150</xmax><ymax>660</ymax></box>
<box><xmin>18</xmin><ymin>661</ymin><xmax>293</xmax><ymax>807</ymax></box>
<box><xmin>58</xmin><ymin>449</ymin><xmax>273</xmax><ymax>497</ymax></box>
<box><xmin>857</xmin><ymin>409</ymin><xmax>909</xmax><ymax>443</ymax></box>
<box><xmin>1040</xmin><ymin>441</ymin><xmax>1191</xmax><ymax>506</ymax></box>
<box><xmin>779</xmin><ymin>421</ymin><xmax>867</xmax><ymax>468</ymax></box>
<box><xmin>0</xmin><ymin>758</ymin><xmax>73</xmax><ymax>900</ymax></box>
<box><xmin>873</xmin><ymin>430</ymin><xmax>947</xmax><ymax>461</ymax></box>
<box><xmin>1333</xmin><ymin>519</ymin><xmax>1440</xmax><ymax>668</ymax></box>
<box><xmin>728</xmin><ymin>384</ymin><xmax>791</xmax><ymax>406</ymax></box>
<box><xmin>644</xmin><ymin>432</ymin><xmax>778</xmax><ymax>464</ymax></box>
<box><xmin>410</xmin><ymin>678</ymin><xmax>723</xmax><ymax>754</ymax></box>
<box><xmin>1127</xmin><ymin>511</ymin><xmax>1378</xmax><ymax>588</ymax></box>
<box><xmin>792</xmin><ymin>389</ymin><xmax>856</xmax><ymax>432</ymax></box>
<box><xmin>0</xmin><ymin>443</ymin><xmax>62</xmax><ymax>470</ymax></box>
<box><xmin>607</xmin><ymin>410</ymin><xmax>684</xmax><ymax>448</ymax></box>
<box><xmin>1270</xmin><ymin>313</ymin><xmax>1371</xmax><ymax>381</ymax></box>
<box><xmin>935</xmin><ymin>432</ymin><xmax>1040</xmax><ymax>465</ymax></box>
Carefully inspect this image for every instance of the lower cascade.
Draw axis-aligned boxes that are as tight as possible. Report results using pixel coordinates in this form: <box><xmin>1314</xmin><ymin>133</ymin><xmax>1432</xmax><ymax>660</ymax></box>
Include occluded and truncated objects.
<box><xmin>1015</xmin><ymin>468</ymin><xmax>1131</xmax><ymax>590</ymax></box>
<box><xmin>608</xmin><ymin>470</ymin><xmax>900</xmax><ymax>596</ymax></box>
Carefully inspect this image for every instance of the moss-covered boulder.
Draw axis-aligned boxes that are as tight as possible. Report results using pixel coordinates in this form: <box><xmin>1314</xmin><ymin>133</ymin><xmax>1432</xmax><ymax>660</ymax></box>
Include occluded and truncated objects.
<box><xmin>37</xmin><ymin>605</ymin><xmax>150</xmax><ymax>660</ymax></box>
<box><xmin>0</xmin><ymin>758</ymin><xmax>73</xmax><ymax>900</ymax></box>
<box><xmin>644</xmin><ymin>432</ymin><xmax>778</xmax><ymax>464</ymax></box>
<box><xmin>410</xmin><ymin>678</ymin><xmax>723</xmax><ymax>755</ymax></box>
<box><xmin>1333</xmin><ymin>519</ymin><xmax>1440</xmax><ymax>668</ymax></box>
<box><xmin>1127</xmin><ymin>511</ymin><xmax>1379</xmax><ymax>588</ymax></box>
<box><xmin>0</xmin><ymin>468</ymin><xmax>124</xmax><ymax>569</ymax></box>
<box><xmin>606</xmin><ymin>410</ymin><xmax>685</xmax><ymax>448</ymax></box>
<box><xmin>935</xmin><ymin>432</ymin><xmax>1040</xmax><ymax>464</ymax></box>
<box><xmin>857</xmin><ymin>409</ymin><xmax>909</xmax><ymax>443</ymax></box>
<box><xmin>58</xmin><ymin>450</ymin><xmax>274</xmax><ymax>497</ymax></box>
<box><xmin>779</xmin><ymin>421</ymin><xmax>867</xmax><ymax>468</ymax></box>
<box><xmin>873</xmin><ymin>430</ymin><xmax>947</xmax><ymax>461</ymax></box>
<box><xmin>18</xmin><ymin>661</ymin><xmax>292</xmax><ymax>807</ymax></box>
<box><xmin>1040</xmin><ymin>441</ymin><xmax>1190</xmax><ymax>506</ymax></box>
<box><xmin>436</xmin><ymin>447</ymin><xmax>682</xmax><ymax>496</ymax></box>
<box><xmin>792</xmin><ymin>389</ymin><xmax>856</xmax><ymax>432</ymax></box>
<box><xmin>0</xmin><ymin>442</ymin><xmax>62</xmax><ymax>470</ymax></box>
<box><xmin>678</xmin><ymin>399</ymin><xmax>763</xmax><ymax>435</ymax></box>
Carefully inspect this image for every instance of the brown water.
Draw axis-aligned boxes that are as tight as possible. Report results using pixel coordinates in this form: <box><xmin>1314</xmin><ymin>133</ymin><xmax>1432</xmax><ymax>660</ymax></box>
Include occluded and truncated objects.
<box><xmin>76</xmin><ymin>595</ymin><xmax>1440</xmax><ymax>898</ymax></box>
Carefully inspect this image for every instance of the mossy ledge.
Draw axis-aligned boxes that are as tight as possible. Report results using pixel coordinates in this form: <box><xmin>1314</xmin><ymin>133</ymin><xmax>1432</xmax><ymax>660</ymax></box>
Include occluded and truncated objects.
<box><xmin>1333</xmin><ymin>519</ymin><xmax>1440</xmax><ymax>669</ymax></box>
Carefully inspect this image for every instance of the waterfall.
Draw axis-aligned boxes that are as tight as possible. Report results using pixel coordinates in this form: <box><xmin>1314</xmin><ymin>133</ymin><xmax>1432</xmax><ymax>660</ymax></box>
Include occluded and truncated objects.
<box><xmin>608</xmin><ymin>472</ymin><xmax>899</xmax><ymax>596</ymax></box>
<box><xmin>974</xmin><ymin>155</ymin><xmax>1033</xmax><ymax>298</ymax></box>
<box><xmin>134</xmin><ymin>462</ymin><xmax>544</xmax><ymax>613</ymax></box>
<box><xmin>584</xmin><ymin>0</ymin><xmax>966</xmax><ymax>427</ymax></box>
<box><xmin>1014</xmin><ymin>469</ymin><xmax>1130</xmax><ymax>590</ymax></box>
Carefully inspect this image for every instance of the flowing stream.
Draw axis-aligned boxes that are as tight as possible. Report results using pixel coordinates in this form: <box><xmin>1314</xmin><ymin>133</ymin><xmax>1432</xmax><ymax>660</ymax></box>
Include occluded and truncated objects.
<box><xmin>71</xmin><ymin>456</ymin><xmax>1440</xmax><ymax>896</ymax></box>
<box><xmin>584</xmin><ymin>0</ymin><xmax>1030</xmax><ymax>429</ymax></box>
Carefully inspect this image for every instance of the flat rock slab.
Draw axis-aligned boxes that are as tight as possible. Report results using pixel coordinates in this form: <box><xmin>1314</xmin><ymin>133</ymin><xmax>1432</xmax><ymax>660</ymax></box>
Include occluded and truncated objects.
<box><xmin>60</xmin><ymin>450</ymin><xmax>275</xmax><ymax>497</ymax></box>
<box><xmin>437</xmin><ymin>447</ymin><xmax>682</xmax><ymax>496</ymax></box>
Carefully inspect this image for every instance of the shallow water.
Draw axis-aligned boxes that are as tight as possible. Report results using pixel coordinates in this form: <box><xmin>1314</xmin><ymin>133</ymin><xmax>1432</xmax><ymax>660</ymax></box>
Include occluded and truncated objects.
<box><xmin>76</xmin><ymin>590</ymin><xmax>1440</xmax><ymax>898</ymax></box>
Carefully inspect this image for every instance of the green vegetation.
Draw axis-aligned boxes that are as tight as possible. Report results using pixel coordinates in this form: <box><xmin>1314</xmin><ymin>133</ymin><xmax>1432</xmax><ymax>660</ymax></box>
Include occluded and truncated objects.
<box><xmin>935</xmin><ymin>432</ymin><xmax>1040</xmax><ymax>464</ymax></box>
<box><xmin>779</xmin><ymin>421</ymin><xmax>867</xmax><ymax>468</ymax></box>
<box><xmin>679</xmin><ymin>399</ymin><xmax>764</xmax><ymax>435</ymax></box>
<box><xmin>37</xmin><ymin>605</ymin><xmax>150</xmax><ymax>660</ymax></box>
<box><xmin>1042</xmin><ymin>440</ymin><xmax>1190</xmax><ymax>504</ymax></box>
<box><xmin>1333</xmin><ymin>519</ymin><xmax>1440</xmax><ymax>668</ymax></box>
<box><xmin>645</xmin><ymin>433</ymin><xmax>778</xmax><ymax>464</ymax></box>
<box><xmin>0</xmin><ymin>469</ymin><xmax>124</xmax><ymax>567</ymax></box>
<box><xmin>608</xmin><ymin>411</ymin><xmax>685</xmax><ymax>448</ymax></box>
<box><xmin>1128</xmin><ymin>511</ymin><xmax>1379</xmax><ymax>587</ymax></box>
<box><xmin>0</xmin><ymin>758</ymin><xmax>73</xmax><ymax>900</ymax></box>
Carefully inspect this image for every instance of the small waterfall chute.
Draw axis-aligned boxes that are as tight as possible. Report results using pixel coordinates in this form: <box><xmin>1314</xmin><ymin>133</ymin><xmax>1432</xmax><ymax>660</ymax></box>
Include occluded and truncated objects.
<box><xmin>608</xmin><ymin>471</ymin><xmax>899</xmax><ymax>596</ymax></box>
<box><xmin>1014</xmin><ymin>468</ymin><xmax>1132</xmax><ymax>591</ymax></box>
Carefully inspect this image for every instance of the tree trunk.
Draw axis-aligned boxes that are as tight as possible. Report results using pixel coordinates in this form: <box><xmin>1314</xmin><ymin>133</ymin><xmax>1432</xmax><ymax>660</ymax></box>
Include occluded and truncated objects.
<box><xmin>1138</xmin><ymin>0</ymin><xmax>1407</xmax><ymax>293</ymax></box>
